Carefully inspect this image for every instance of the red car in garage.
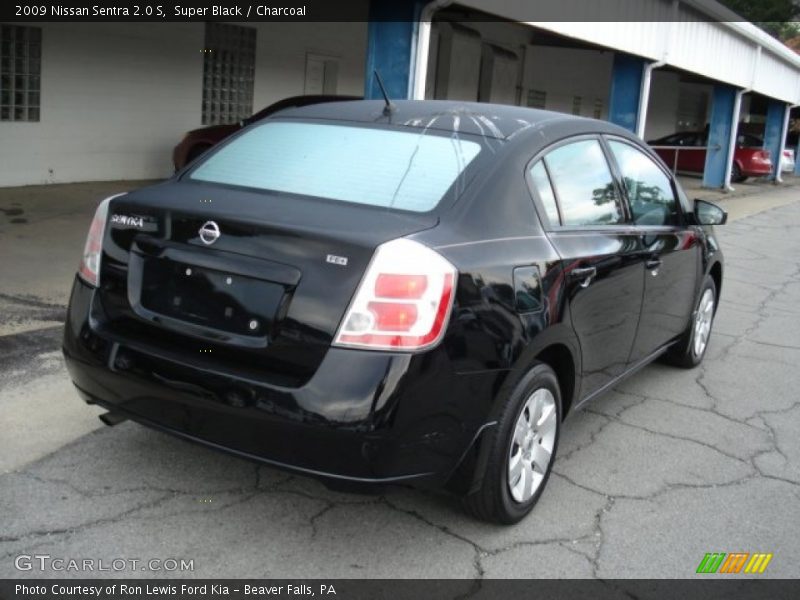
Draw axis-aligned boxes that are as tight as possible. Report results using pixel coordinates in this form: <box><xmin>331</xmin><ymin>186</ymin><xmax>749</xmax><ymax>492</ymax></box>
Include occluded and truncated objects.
<box><xmin>172</xmin><ymin>95</ymin><xmax>359</xmax><ymax>171</ymax></box>
<box><xmin>648</xmin><ymin>131</ymin><xmax>772</xmax><ymax>182</ymax></box>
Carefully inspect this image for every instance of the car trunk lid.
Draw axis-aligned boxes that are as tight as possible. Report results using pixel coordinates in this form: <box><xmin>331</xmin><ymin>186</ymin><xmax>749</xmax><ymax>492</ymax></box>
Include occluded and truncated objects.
<box><xmin>96</xmin><ymin>181</ymin><xmax>438</xmax><ymax>385</ymax></box>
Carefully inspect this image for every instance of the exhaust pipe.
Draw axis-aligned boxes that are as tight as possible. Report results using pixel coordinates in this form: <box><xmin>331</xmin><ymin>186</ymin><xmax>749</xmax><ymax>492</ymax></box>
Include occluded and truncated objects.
<box><xmin>99</xmin><ymin>411</ymin><xmax>128</xmax><ymax>427</ymax></box>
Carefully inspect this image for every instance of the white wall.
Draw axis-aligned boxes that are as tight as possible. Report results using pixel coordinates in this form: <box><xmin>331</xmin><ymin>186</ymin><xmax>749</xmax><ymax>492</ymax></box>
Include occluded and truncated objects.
<box><xmin>522</xmin><ymin>46</ymin><xmax>613</xmax><ymax>118</ymax></box>
<box><xmin>645</xmin><ymin>70</ymin><xmax>681</xmax><ymax>140</ymax></box>
<box><xmin>0</xmin><ymin>23</ymin><xmax>202</xmax><ymax>187</ymax></box>
<box><xmin>0</xmin><ymin>21</ymin><xmax>367</xmax><ymax>187</ymax></box>
<box><xmin>431</xmin><ymin>23</ymin><xmax>483</xmax><ymax>101</ymax></box>
<box><xmin>251</xmin><ymin>22</ymin><xmax>367</xmax><ymax>109</ymax></box>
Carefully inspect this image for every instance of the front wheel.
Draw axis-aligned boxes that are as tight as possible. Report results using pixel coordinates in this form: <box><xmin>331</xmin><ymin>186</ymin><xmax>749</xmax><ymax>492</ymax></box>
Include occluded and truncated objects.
<box><xmin>664</xmin><ymin>277</ymin><xmax>717</xmax><ymax>368</ymax></box>
<box><xmin>462</xmin><ymin>363</ymin><xmax>561</xmax><ymax>524</ymax></box>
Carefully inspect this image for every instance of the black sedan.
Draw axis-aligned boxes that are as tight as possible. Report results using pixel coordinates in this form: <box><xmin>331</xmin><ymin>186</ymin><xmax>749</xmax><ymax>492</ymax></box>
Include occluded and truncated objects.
<box><xmin>64</xmin><ymin>100</ymin><xmax>726</xmax><ymax>524</ymax></box>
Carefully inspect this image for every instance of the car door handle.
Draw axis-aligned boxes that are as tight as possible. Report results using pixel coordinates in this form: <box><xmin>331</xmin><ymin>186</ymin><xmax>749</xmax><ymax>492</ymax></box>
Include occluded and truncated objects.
<box><xmin>569</xmin><ymin>266</ymin><xmax>597</xmax><ymax>288</ymax></box>
<box><xmin>645</xmin><ymin>258</ymin><xmax>662</xmax><ymax>271</ymax></box>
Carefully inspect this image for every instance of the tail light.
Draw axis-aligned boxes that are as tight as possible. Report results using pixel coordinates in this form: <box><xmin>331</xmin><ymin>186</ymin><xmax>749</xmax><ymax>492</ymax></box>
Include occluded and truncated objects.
<box><xmin>334</xmin><ymin>238</ymin><xmax>457</xmax><ymax>351</ymax></box>
<box><xmin>78</xmin><ymin>193</ymin><xmax>125</xmax><ymax>287</ymax></box>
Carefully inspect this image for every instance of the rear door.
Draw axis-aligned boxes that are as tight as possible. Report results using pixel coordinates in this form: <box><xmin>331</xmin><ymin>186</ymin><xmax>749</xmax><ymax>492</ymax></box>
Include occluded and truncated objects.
<box><xmin>605</xmin><ymin>137</ymin><xmax>700</xmax><ymax>362</ymax></box>
<box><xmin>527</xmin><ymin>137</ymin><xmax>645</xmax><ymax>399</ymax></box>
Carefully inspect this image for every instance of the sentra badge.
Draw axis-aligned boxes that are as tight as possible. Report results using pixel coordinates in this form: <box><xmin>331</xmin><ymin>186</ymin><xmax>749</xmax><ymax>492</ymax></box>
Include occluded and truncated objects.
<box><xmin>110</xmin><ymin>214</ymin><xmax>145</xmax><ymax>228</ymax></box>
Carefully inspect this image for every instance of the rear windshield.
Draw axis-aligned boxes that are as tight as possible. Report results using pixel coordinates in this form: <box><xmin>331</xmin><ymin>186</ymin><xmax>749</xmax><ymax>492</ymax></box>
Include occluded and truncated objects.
<box><xmin>189</xmin><ymin>121</ymin><xmax>482</xmax><ymax>212</ymax></box>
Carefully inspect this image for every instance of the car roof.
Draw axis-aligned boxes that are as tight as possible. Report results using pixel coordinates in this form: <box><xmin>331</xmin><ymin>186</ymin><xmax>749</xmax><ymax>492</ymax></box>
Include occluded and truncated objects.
<box><xmin>274</xmin><ymin>99</ymin><xmax>617</xmax><ymax>141</ymax></box>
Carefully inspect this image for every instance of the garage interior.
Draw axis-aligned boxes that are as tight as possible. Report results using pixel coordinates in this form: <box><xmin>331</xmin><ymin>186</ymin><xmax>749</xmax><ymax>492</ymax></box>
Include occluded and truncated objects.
<box><xmin>411</xmin><ymin>3</ymin><xmax>800</xmax><ymax>190</ymax></box>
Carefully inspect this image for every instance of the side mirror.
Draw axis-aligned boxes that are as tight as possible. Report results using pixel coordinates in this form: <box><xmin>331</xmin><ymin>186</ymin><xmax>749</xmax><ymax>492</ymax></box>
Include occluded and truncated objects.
<box><xmin>694</xmin><ymin>199</ymin><xmax>727</xmax><ymax>226</ymax></box>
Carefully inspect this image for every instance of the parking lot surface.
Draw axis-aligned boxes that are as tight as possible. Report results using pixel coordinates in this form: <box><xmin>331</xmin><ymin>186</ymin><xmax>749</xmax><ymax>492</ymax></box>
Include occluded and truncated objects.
<box><xmin>1</xmin><ymin>185</ymin><xmax>799</xmax><ymax>579</ymax></box>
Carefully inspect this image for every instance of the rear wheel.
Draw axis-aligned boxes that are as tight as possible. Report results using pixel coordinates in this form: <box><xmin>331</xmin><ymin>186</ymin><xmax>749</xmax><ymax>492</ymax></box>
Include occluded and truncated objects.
<box><xmin>664</xmin><ymin>277</ymin><xmax>717</xmax><ymax>368</ymax></box>
<box><xmin>462</xmin><ymin>363</ymin><xmax>561</xmax><ymax>524</ymax></box>
<box><xmin>732</xmin><ymin>163</ymin><xmax>747</xmax><ymax>183</ymax></box>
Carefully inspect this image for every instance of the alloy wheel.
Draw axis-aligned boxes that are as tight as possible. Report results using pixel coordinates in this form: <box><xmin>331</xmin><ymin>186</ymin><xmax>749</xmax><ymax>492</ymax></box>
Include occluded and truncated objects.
<box><xmin>693</xmin><ymin>288</ymin><xmax>715</xmax><ymax>357</ymax></box>
<box><xmin>507</xmin><ymin>387</ymin><xmax>557</xmax><ymax>503</ymax></box>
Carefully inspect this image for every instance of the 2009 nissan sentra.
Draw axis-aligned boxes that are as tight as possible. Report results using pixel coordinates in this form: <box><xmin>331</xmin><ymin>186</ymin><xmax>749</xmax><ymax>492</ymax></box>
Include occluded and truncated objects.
<box><xmin>63</xmin><ymin>99</ymin><xmax>726</xmax><ymax>523</ymax></box>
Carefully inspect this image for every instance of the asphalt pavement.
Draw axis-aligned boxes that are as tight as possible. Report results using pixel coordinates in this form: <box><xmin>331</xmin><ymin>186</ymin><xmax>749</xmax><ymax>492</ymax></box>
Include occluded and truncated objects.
<box><xmin>1</xmin><ymin>181</ymin><xmax>799</xmax><ymax>579</ymax></box>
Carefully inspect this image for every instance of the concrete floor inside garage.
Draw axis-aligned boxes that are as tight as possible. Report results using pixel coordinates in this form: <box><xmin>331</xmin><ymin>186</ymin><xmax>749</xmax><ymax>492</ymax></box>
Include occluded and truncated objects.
<box><xmin>1</xmin><ymin>178</ymin><xmax>800</xmax><ymax>578</ymax></box>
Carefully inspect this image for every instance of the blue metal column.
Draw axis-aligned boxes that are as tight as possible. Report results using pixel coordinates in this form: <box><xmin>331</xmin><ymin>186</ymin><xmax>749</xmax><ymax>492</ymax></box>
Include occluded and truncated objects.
<box><xmin>608</xmin><ymin>53</ymin><xmax>645</xmax><ymax>133</ymax></box>
<box><xmin>764</xmin><ymin>99</ymin><xmax>788</xmax><ymax>181</ymax></box>
<box><xmin>702</xmin><ymin>85</ymin><xmax>739</xmax><ymax>189</ymax></box>
<box><xmin>364</xmin><ymin>1</ymin><xmax>424</xmax><ymax>100</ymax></box>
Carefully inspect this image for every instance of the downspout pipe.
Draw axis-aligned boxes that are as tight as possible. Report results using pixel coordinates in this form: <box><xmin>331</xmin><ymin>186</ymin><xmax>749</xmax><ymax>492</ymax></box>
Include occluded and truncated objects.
<box><xmin>723</xmin><ymin>88</ymin><xmax>747</xmax><ymax>192</ymax></box>
<box><xmin>411</xmin><ymin>0</ymin><xmax>452</xmax><ymax>100</ymax></box>
<box><xmin>636</xmin><ymin>60</ymin><xmax>665</xmax><ymax>139</ymax></box>
<box><xmin>774</xmin><ymin>103</ymin><xmax>795</xmax><ymax>184</ymax></box>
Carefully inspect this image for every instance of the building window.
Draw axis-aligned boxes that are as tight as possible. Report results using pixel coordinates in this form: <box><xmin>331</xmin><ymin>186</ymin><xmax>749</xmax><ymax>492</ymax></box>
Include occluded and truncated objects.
<box><xmin>527</xmin><ymin>89</ymin><xmax>546</xmax><ymax>109</ymax></box>
<box><xmin>202</xmin><ymin>23</ymin><xmax>256</xmax><ymax>125</ymax></box>
<box><xmin>593</xmin><ymin>98</ymin><xmax>604</xmax><ymax>119</ymax></box>
<box><xmin>0</xmin><ymin>24</ymin><xmax>42</xmax><ymax>122</ymax></box>
<box><xmin>572</xmin><ymin>96</ymin><xmax>582</xmax><ymax>116</ymax></box>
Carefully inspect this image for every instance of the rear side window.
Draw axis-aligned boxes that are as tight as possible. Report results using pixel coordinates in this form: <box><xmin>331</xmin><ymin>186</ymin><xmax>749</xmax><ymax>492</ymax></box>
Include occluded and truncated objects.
<box><xmin>189</xmin><ymin>121</ymin><xmax>482</xmax><ymax>212</ymax></box>
<box><xmin>529</xmin><ymin>161</ymin><xmax>560</xmax><ymax>225</ymax></box>
<box><xmin>608</xmin><ymin>140</ymin><xmax>678</xmax><ymax>226</ymax></box>
<box><xmin>542</xmin><ymin>140</ymin><xmax>624</xmax><ymax>227</ymax></box>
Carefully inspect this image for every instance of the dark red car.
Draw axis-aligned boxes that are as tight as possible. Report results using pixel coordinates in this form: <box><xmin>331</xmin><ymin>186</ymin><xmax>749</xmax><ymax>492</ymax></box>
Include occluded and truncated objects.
<box><xmin>648</xmin><ymin>131</ymin><xmax>772</xmax><ymax>182</ymax></box>
<box><xmin>172</xmin><ymin>95</ymin><xmax>359</xmax><ymax>171</ymax></box>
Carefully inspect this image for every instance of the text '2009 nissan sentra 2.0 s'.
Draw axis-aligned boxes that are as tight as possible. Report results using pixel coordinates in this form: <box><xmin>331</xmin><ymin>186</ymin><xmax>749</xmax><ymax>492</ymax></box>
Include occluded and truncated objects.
<box><xmin>63</xmin><ymin>100</ymin><xmax>726</xmax><ymax>524</ymax></box>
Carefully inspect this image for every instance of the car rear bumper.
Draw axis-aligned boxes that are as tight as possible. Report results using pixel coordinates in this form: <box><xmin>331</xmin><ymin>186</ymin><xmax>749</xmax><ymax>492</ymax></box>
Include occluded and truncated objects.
<box><xmin>62</xmin><ymin>277</ymin><xmax>502</xmax><ymax>487</ymax></box>
<box><xmin>741</xmin><ymin>162</ymin><xmax>772</xmax><ymax>177</ymax></box>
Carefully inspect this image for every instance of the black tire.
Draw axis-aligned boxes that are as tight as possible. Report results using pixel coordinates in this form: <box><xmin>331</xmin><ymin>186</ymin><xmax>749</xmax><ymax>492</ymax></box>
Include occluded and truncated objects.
<box><xmin>732</xmin><ymin>163</ymin><xmax>747</xmax><ymax>183</ymax></box>
<box><xmin>462</xmin><ymin>363</ymin><xmax>562</xmax><ymax>524</ymax></box>
<box><xmin>664</xmin><ymin>277</ymin><xmax>717</xmax><ymax>369</ymax></box>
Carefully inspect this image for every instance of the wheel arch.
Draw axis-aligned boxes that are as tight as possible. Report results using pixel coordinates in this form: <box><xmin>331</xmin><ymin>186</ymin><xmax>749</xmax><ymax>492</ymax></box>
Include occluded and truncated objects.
<box><xmin>708</xmin><ymin>260</ymin><xmax>723</xmax><ymax>307</ymax></box>
<box><xmin>533</xmin><ymin>343</ymin><xmax>577</xmax><ymax>419</ymax></box>
<box><xmin>484</xmin><ymin>323</ymin><xmax>582</xmax><ymax>424</ymax></box>
<box><xmin>445</xmin><ymin>331</ymin><xmax>581</xmax><ymax>496</ymax></box>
